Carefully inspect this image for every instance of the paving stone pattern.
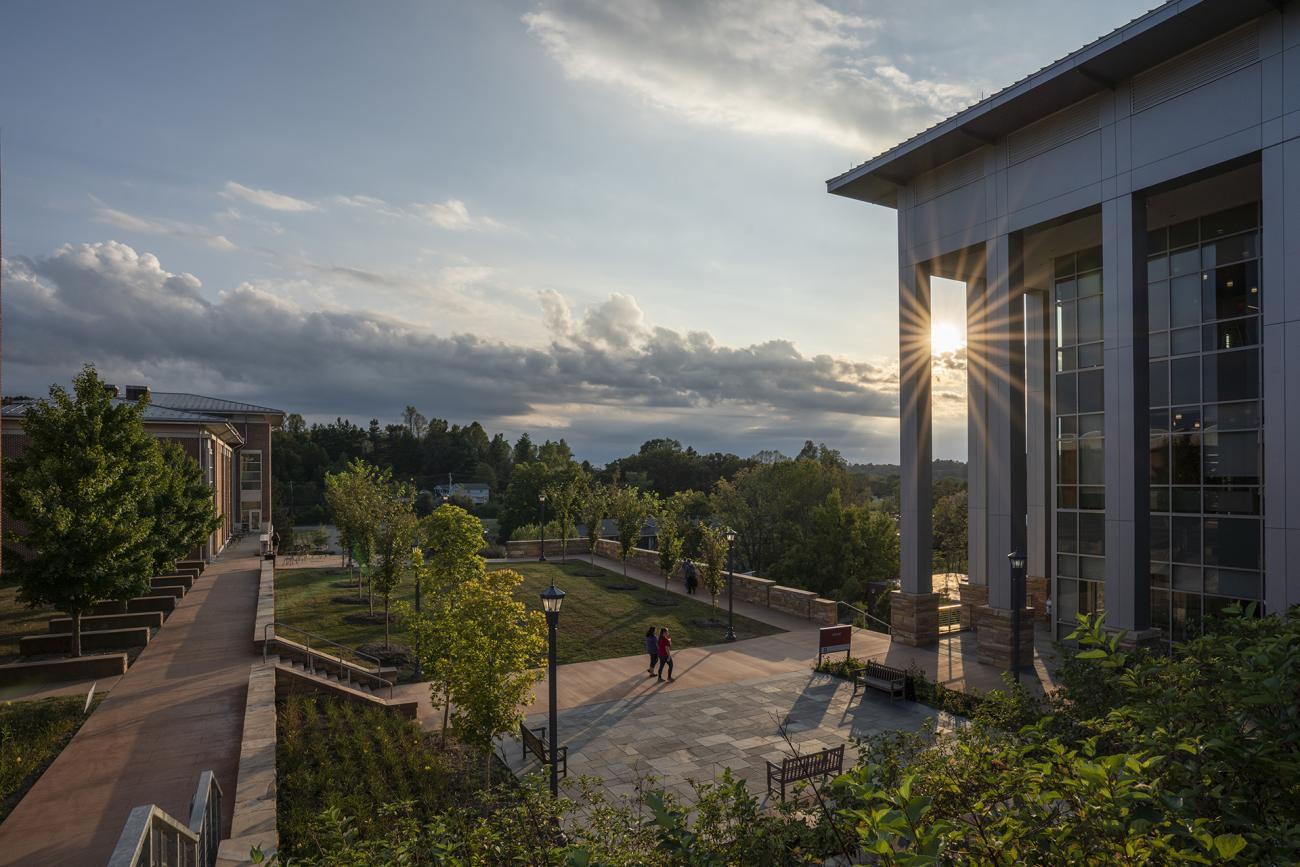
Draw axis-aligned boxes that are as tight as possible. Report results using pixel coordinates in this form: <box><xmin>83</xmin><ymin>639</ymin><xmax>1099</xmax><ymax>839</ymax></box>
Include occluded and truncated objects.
<box><xmin>504</xmin><ymin>669</ymin><xmax>941</xmax><ymax>804</ymax></box>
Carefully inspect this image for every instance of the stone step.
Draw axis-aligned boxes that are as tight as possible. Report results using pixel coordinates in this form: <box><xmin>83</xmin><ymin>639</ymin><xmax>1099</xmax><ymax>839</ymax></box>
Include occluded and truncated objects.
<box><xmin>20</xmin><ymin>626</ymin><xmax>152</xmax><ymax>656</ymax></box>
<box><xmin>48</xmin><ymin>612</ymin><xmax>164</xmax><ymax>633</ymax></box>
<box><xmin>151</xmin><ymin>574</ymin><xmax>194</xmax><ymax>592</ymax></box>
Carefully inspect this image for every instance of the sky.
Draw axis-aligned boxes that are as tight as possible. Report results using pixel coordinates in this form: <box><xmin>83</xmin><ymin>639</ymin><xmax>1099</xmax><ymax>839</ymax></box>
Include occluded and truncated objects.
<box><xmin>0</xmin><ymin>0</ymin><xmax>1154</xmax><ymax>464</ymax></box>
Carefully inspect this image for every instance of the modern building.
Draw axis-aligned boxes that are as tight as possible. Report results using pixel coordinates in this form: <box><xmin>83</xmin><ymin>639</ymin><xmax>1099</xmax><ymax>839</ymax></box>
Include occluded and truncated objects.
<box><xmin>828</xmin><ymin>0</ymin><xmax>1300</xmax><ymax>662</ymax></box>
<box><xmin>1</xmin><ymin>385</ymin><xmax>285</xmax><ymax>564</ymax></box>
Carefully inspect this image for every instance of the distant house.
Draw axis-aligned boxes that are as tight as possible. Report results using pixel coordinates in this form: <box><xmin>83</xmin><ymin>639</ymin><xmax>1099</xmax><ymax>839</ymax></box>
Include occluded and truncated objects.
<box><xmin>433</xmin><ymin>482</ymin><xmax>491</xmax><ymax>506</ymax></box>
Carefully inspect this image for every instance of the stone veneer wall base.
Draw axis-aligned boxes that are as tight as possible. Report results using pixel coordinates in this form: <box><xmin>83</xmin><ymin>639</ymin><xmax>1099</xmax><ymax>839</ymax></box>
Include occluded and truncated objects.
<box><xmin>958</xmin><ymin>583</ymin><xmax>988</xmax><ymax>630</ymax></box>
<box><xmin>890</xmin><ymin>591</ymin><xmax>941</xmax><ymax>646</ymax></box>
<box><xmin>217</xmin><ymin>659</ymin><xmax>279</xmax><ymax>866</ymax></box>
<box><xmin>974</xmin><ymin>605</ymin><xmax>1035</xmax><ymax>670</ymax></box>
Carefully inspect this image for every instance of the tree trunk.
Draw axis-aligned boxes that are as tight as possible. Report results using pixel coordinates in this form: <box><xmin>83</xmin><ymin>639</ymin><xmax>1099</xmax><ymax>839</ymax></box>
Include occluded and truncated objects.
<box><xmin>70</xmin><ymin>609</ymin><xmax>83</xmax><ymax>658</ymax></box>
<box><xmin>441</xmin><ymin>693</ymin><xmax>450</xmax><ymax>747</ymax></box>
<box><xmin>384</xmin><ymin>596</ymin><xmax>390</xmax><ymax>649</ymax></box>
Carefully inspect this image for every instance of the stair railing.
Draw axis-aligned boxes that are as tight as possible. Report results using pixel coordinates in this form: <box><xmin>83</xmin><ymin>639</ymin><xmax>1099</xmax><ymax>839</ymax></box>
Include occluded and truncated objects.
<box><xmin>263</xmin><ymin>621</ymin><xmax>394</xmax><ymax>699</ymax></box>
<box><xmin>108</xmin><ymin>770</ymin><xmax>222</xmax><ymax>867</ymax></box>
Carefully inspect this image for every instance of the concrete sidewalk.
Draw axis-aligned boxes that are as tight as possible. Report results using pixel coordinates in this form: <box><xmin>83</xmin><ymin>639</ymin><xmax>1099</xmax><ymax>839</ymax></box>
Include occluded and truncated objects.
<box><xmin>0</xmin><ymin>539</ymin><xmax>261</xmax><ymax>866</ymax></box>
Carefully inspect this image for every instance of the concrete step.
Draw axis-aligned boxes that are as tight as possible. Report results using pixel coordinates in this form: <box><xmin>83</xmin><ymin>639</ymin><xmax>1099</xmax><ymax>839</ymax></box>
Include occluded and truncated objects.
<box><xmin>20</xmin><ymin>626</ymin><xmax>151</xmax><ymax>656</ymax></box>
<box><xmin>48</xmin><ymin>612</ymin><xmax>164</xmax><ymax>633</ymax></box>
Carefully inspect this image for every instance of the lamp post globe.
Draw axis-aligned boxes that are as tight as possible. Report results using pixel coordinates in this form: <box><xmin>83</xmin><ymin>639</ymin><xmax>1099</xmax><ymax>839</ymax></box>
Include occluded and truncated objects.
<box><xmin>724</xmin><ymin>527</ymin><xmax>738</xmax><ymax>642</ymax></box>
<box><xmin>539</xmin><ymin>581</ymin><xmax>565</xmax><ymax>796</ymax></box>
<box><xmin>538</xmin><ymin>492</ymin><xmax>548</xmax><ymax>562</ymax></box>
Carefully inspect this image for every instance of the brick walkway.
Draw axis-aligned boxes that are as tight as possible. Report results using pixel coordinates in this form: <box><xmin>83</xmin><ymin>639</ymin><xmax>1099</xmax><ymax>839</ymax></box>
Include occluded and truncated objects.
<box><xmin>0</xmin><ymin>539</ymin><xmax>261</xmax><ymax>866</ymax></box>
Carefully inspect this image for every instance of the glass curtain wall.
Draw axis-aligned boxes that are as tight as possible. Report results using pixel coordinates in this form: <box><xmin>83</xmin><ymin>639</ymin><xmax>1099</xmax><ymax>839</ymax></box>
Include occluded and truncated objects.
<box><xmin>1147</xmin><ymin>203</ymin><xmax>1263</xmax><ymax>644</ymax></box>
<box><xmin>1054</xmin><ymin>246</ymin><xmax>1106</xmax><ymax>633</ymax></box>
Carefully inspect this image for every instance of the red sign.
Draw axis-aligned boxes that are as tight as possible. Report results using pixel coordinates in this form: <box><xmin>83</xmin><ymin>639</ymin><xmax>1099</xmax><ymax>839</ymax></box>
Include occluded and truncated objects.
<box><xmin>818</xmin><ymin>625</ymin><xmax>852</xmax><ymax>663</ymax></box>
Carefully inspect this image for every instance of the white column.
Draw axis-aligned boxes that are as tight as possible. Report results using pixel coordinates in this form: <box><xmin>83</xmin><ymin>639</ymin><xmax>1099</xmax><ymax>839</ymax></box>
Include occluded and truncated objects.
<box><xmin>899</xmin><ymin>260</ymin><xmax>933</xmax><ymax>595</ymax></box>
<box><xmin>983</xmin><ymin>234</ymin><xmax>1027</xmax><ymax>610</ymax></box>
<box><xmin>1101</xmin><ymin>193</ymin><xmax>1149</xmax><ymax>632</ymax></box>
<box><xmin>1262</xmin><ymin>139</ymin><xmax>1300</xmax><ymax>614</ymax></box>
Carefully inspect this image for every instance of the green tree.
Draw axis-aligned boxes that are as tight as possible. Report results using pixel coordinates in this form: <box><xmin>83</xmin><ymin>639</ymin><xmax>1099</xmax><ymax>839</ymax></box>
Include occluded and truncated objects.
<box><xmin>580</xmin><ymin>482</ymin><xmax>608</xmax><ymax>566</ymax></box>
<box><xmin>403</xmin><ymin>504</ymin><xmax>488</xmax><ymax>742</ymax></box>
<box><xmin>370</xmin><ymin>479</ymin><xmax>419</xmax><ymax>648</ymax></box>
<box><xmin>932</xmin><ymin>489</ymin><xmax>968</xmax><ymax>576</ymax></box>
<box><xmin>147</xmin><ymin>441</ymin><xmax>222</xmax><ymax>574</ymax></box>
<box><xmin>443</xmin><ymin>568</ymin><xmax>546</xmax><ymax>783</ymax></box>
<box><xmin>5</xmin><ymin>366</ymin><xmax>163</xmax><ymax>657</ymax></box>
<box><xmin>497</xmin><ymin>460</ymin><xmax>586</xmax><ymax>543</ymax></box>
<box><xmin>696</xmin><ymin>523</ymin><xmax>731</xmax><ymax>607</ymax></box>
<box><xmin>654</xmin><ymin>493</ymin><xmax>687</xmax><ymax>596</ymax></box>
<box><xmin>543</xmin><ymin>477</ymin><xmax>582</xmax><ymax>562</ymax></box>
<box><xmin>324</xmin><ymin>459</ymin><xmax>383</xmax><ymax>573</ymax></box>
<box><xmin>608</xmin><ymin>484</ymin><xmax>650</xmax><ymax>577</ymax></box>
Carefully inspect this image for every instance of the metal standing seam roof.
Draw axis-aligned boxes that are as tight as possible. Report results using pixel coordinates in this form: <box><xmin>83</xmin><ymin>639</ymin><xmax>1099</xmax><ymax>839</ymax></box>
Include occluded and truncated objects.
<box><xmin>148</xmin><ymin>391</ymin><xmax>286</xmax><ymax>417</ymax></box>
<box><xmin>825</xmin><ymin>0</ymin><xmax>1282</xmax><ymax>206</ymax></box>
<box><xmin>1</xmin><ymin>399</ymin><xmax>246</xmax><ymax>443</ymax></box>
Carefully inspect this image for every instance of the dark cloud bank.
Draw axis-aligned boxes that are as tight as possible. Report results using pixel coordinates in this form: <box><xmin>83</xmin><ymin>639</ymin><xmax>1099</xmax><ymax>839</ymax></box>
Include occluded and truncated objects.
<box><xmin>3</xmin><ymin>241</ymin><xmax>916</xmax><ymax>462</ymax></box>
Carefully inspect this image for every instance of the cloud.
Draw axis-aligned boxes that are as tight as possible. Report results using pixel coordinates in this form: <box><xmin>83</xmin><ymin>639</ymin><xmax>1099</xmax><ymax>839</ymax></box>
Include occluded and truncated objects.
<box><xmin>524</xmin><ymin>0</ymin><xmax>978</xmax><ymax>154</ymax></box>
<box><xmin>91</xmin><ymin>198</ymin><xmax>237</xmax><ymax>252</ymax></box>
<box><xmin>221</xmin><ymin>181</ymin><xmax>317</xmax><ymax>212</ymax></box>
<box><xmin>336</xmin><ymin>194</ymin><xmax>505</xmax><ymax>231</ymax></box>
<box><xmin>3</xmin><ymin>241</ymin><xmax>911</xmax><ymax>460</ymax></box>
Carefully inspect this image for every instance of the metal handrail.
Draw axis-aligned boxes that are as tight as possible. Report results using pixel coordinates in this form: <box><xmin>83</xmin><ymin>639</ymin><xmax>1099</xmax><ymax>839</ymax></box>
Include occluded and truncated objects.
<box><xmin>263</xmin><ymin>621</ymin><xmax>395</xmax><ymax>699</ymax></box>
<box><xmin>838</xmin><ymin>600</ymin><xmax>893</xmax><ymax>635</ymax></box>
<box><xmin>108</xmin><ymin>771</ymin><xmax>222</xmax><ymax>867</ymax></box>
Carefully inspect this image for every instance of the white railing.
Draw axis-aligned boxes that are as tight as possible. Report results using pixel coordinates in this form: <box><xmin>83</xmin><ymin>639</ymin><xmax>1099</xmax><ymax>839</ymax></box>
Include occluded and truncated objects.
<box><xmin>107</xmin><ymin>770</ymin><xmax>221</xmax><ymax>867</ymax></box>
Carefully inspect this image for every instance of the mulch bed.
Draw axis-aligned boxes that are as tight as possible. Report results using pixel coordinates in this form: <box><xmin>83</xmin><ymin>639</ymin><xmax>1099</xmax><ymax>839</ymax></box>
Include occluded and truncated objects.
<box><xmin>645</xmin><ymin>597</ymin><xmax>681</xmax><ymax>607</ymax></box>
<box><xmin>343</xmin><ymin>612</ymin><xmax>390</xmax><ymax>626</ymax></box>
<box><xmin>692</xmin><ymin>617</ymin><xmax>727</xmax><ymax>628</ymax></box>
<box><xmin>603</xmin><ymin>583</ymin><xmax>641</xmax><ymax>591</ymax></box>
<box><xmin>357</xmin><ymin>643</ymin><xmax>415</xmax><ymax>668</ymax></box>
<box><xmin>331</xmin><ymin>595</ymin><xmax>367</xmax><ymax>606</ymax></box>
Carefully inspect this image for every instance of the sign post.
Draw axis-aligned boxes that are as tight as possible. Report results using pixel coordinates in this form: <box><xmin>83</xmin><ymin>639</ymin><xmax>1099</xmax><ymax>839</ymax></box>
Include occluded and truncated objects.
<box><xmin>818</xmin><ymin>625</ymin><xmax>853</xmax><ymax>666</ymax></box>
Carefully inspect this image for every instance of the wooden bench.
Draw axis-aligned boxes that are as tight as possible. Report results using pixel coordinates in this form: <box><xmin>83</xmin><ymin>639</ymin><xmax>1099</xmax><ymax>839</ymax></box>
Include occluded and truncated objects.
<box><xmin>520</xmin><ymin>722</ymin><xmax>567</xmax><ymax>778</ymax></box>
<box><xmin>851</xmin><ymin>659</ymin><xmax>907</xmax><ymax>702</ymax></box>
<box><xmin>766</xmin><ymin>744</ymin><xmax>844</xmax><ymax>801</ymax></box>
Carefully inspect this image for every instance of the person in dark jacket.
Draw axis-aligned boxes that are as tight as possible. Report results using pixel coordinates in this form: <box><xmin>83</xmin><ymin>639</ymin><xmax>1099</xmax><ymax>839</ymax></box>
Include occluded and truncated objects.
<box><xmin>656</xmin><ymin>627</ymin><xmax>674</xmax><ymax>682</ymax></box>
<box><xmin>644</xmin><ymin>626</ymin><xmax>659</xmax><ymax>675</ymax></box>
<box><xmin>683</xmin><ymin>559</ymin><xmax>698</xmax><ymax>595</ymax></box>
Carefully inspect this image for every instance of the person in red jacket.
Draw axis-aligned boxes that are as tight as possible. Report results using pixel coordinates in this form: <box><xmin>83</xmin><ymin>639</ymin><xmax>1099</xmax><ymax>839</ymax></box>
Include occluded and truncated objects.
<box><xmin>656</xmin><ymin>627</ymin><xmax>674</xmax><ymax>682</ymax></box>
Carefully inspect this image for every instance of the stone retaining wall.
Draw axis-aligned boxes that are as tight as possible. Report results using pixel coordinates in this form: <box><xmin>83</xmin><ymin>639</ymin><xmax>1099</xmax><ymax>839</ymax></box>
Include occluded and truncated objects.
<box><xmin>217</xmin><ymin>659</ymin><xmax>279</xmax><ymax>864</ymax></box>
<box><xmin>20</xmin><ymin>626</ymin><xmax>151</xmax><ymax>656</ymax></box>
<box><xmin>506</xmin><ymin>539</ymin><xmax>837</xmax><ymax>626</ymax></box>
<box><xmin>0</xmin><ymin>652</ymin><xmax>128</xmax><ymax>686</ymax></box>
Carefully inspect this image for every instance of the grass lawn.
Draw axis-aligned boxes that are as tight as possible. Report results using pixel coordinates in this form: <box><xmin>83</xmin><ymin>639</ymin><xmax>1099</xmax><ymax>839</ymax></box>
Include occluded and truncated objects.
<box><xmin>0</xmin><ymin>696</ymin><xmax>98</xmax><ymax>823</ymax></box>
<box><xmin>501</xmin><ymin>560</ymin><xmax>781</xmax><ymax>664</ymax></box>
<box><xmin>274</xmin><ymin>560</ymin><xmax>781</xmax><ymax>670</ymax></box>
<box><xmin>0</xmin><ymin>582</ymin><xmax>55</xmax><ymax>664</ymax></box>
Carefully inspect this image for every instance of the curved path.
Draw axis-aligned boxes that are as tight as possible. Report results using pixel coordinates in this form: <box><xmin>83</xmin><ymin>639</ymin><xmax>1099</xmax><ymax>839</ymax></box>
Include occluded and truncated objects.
<box><xmin>0</xmin><ymin>539</ymin><xmax>261</xmax><ymax>866</ymax></box>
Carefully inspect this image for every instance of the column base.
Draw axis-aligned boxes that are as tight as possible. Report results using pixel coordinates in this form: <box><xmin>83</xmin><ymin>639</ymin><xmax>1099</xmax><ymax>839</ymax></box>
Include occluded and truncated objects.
<box><xmin>958</xmin><ymin>583</ymin><xmax>987</xmax><ymax>630</ymax></box>
<box><xmin>1026</xmin><ymin>576</ymin><xmax>1050</xmax><ymax>622</ymax></box>
<box><xmin>1109</xmin><ymin>626</ymin><xmax>1164</xmax><ymax>651</ymax></box>
<box><xmin>890</xmin><ymin>591</ymin><xmax>941</xmax><ymax>647</ymax></box>
<box><xmin>975</xmin><ymin>605</ymin><xmax>1035</xmax><ymax>670</ymax></box>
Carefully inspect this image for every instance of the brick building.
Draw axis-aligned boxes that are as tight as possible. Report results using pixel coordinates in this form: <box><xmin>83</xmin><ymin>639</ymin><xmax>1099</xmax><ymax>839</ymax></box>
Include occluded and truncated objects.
<box><xmin>2</xmin><ymin>385</ymin><xmax>284</xmax><ymax>563</ymax></box>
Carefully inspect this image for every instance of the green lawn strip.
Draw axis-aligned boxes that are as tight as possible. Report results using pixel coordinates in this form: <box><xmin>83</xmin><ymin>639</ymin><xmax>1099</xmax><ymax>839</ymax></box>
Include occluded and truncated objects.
<box><xmin>277</xmin><ymin>694</ymin><xmax>500</xmax><ymax>857</ymax></box>
<box><xmin>0</xmin><ymin>582</ymin><xmax>57</xmax><ymax>664</ymax></box>
<box><xmin>273</xmin><ymin>561</ymin><xmax>782</xmax><ymax>670</ymax></box>
<box><xmin>0</xmin><ymin>695</ymin><xmax>101</xmax><ymax>823</ymax></box>
<box><xmin>497</xmin><ymin>560</ymin><xmax>782</xmax><ymax>664</ymax></box>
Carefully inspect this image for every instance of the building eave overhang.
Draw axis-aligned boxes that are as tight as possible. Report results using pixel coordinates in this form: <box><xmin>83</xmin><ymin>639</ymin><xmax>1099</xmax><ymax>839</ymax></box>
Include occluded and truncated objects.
<box><xmin>825</xmin><ymin>0</ymin><xmax>1281</xmax><ymax>208</ymax></box>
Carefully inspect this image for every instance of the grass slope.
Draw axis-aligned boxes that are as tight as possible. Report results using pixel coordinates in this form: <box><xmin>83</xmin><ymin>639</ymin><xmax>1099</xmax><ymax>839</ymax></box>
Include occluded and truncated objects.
<box><xmin>0</xmin><ymin>696</ymin><xmax>97</xmax><ymax>822</ymax></box>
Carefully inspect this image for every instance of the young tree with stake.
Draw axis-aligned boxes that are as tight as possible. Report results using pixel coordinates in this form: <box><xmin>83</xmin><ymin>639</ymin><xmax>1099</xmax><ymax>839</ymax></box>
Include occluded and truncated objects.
<box><xmin>580</xmin><ymin>483</ymin><xmax>607</xmax><ymax>566</ymax></box>
<box><xmin>697</xmin><ymin>523</ymin><xmax>732</xmax><ymax>608</ymax></box>
<box><xmin>655</xmin><ymin>494</ymin><xmax>686</xmax><ymax>597</ymax></box>
<box><xmin>608</xmin><ymin>484</ymin><xmax>650</xmax><ymax>578</ymax></box>
<box><xmin>370</xmin><ymin>479</ymin><xmax>419</xmax><ymax>649</ymax></box>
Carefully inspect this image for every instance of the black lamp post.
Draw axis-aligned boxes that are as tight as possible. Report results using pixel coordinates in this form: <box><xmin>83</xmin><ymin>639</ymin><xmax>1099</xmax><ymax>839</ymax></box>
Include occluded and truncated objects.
<box><xmin>540</xmin><ymin>581</ymin><xmax>565</xmax><ymax>797</ymax></box>
<box><xmin>1008</xmin><ymin>548</ymin><xmax>1027</xmax><ymax>684</ymax></box>
<box><xmin>538</xmin><ymin>493</ymin><xmax>548</xmax><ymax>562</ymax></box>
<box><xmin>412</xmin><ymin>544</ymin><xmax>424</xmax><ymax>680</ymax></box>
<box><xmin>724</xmin><ymin>527</ymin><xmax>738</xmax><ymax>642</ymax></box>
